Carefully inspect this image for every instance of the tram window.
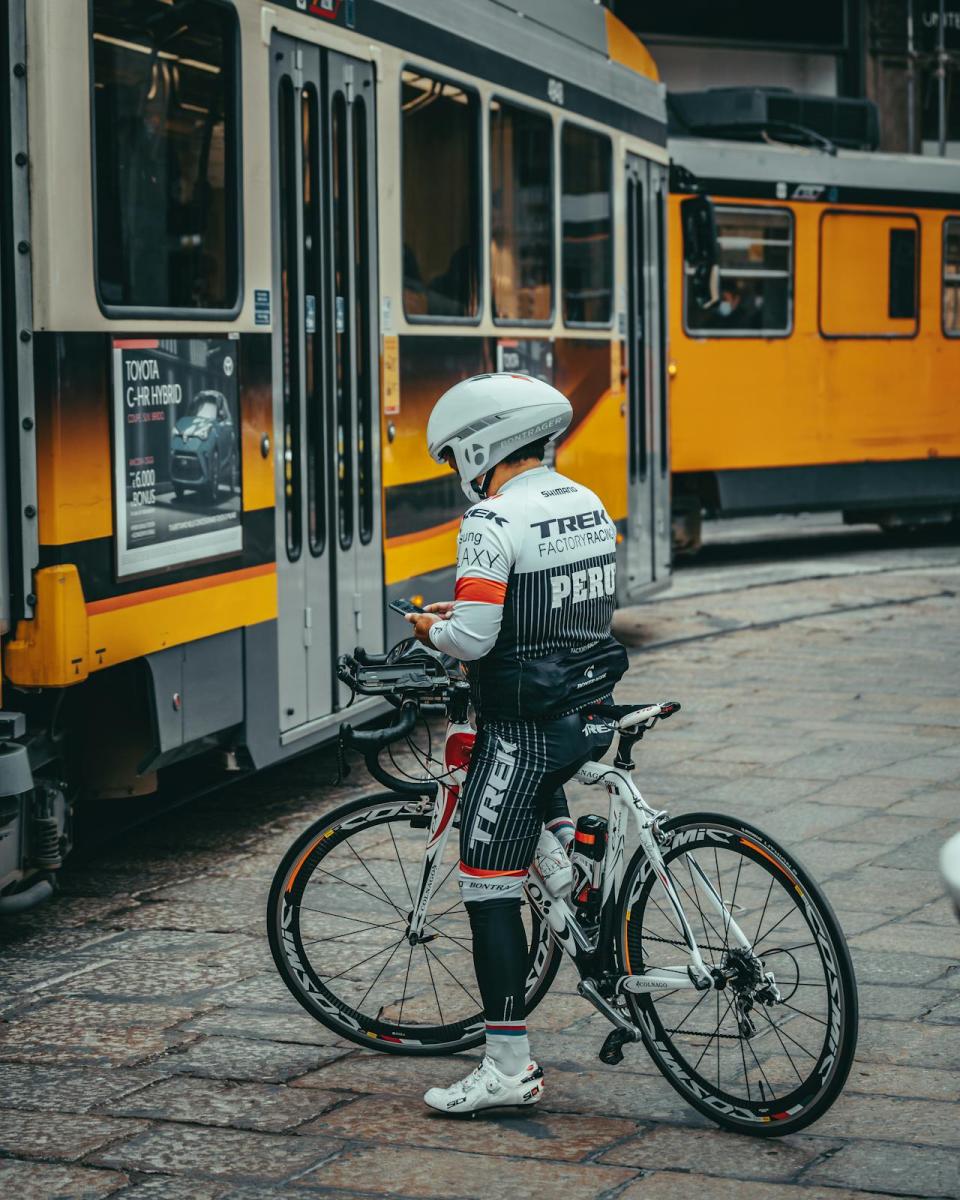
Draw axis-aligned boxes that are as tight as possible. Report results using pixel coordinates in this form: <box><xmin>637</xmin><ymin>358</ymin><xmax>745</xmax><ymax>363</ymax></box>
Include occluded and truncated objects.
<box><xmin>91</xmin><ymin>0</ymin><xmax>240</xmax><ymax>314</ymax></box>
<box><xmin>303</xmin><ymin>85</ymin><xmax>326</xmax><ymax>558</ymax></box>
<box><xmin>888</xmin><ymin>229</ymin><xmax>918</xmax><ymax>320</ymax></box>
<box><xmin>820</xmin><ymin>212</ymin><xmax>919</xmax><ymax>338</ymax></box>
<box><xmin>278</xmin><ymin>76</ymin><xmax>301</xmax><ymax>562</ymax></box>
<box><xmin>685</xmin><ymin>207</ymin><xmax>792</xmax><ymax>337</ymax></box>
<box><xmin>354</xmin><ymin>97</ymin><xmax>375</xmax><ymax>545</ymax></box>
<box><xmin>490</xmin><ymin>99</ymin><xmax>553</xmax><ymax>323</ymax></box>
<box><xmin>944</xmin><ymin>218</ymin><xmax>960</xmax><ymax>336</ymax></box>
<box><xmin>561</xmin><ymin>124</ymin><xmax>613</xmax><ymax>325</ymax></box>
<box><xmin>402</xmin><ymin>70</ymin><xmax>480</xmax><ymax>320</ymax></box>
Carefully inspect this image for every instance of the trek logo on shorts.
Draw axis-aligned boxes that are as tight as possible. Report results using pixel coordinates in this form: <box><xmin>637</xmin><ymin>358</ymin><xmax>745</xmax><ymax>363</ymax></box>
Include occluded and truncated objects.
<box><xmin>467</xmin><ymin>737</ymin><xmax>518</xmax><ymax>847</ymax></box>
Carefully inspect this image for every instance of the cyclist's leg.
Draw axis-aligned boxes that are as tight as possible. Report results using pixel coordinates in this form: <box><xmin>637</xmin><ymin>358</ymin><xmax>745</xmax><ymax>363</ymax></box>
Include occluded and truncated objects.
<box><xmin>543</xmin><ymin>786</ymin><xmax>574</xmax><ymax>849</ymax></box>
<box><xmin>458</xmin><ymin>719</ymin><xmax>546</xmax><ymax>1076</ymax></box>
<box><xmin>457</xmin><ymin>712</ymin><xmax>613</xmax><ymax>1076</ymax></box>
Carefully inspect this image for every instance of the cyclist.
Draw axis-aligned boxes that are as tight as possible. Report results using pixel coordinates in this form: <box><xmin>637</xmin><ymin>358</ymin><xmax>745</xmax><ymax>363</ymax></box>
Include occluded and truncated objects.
<box><xmin>406</xmin><ymin>372</ymin><xmax>621</xmax><ymax>1114</ymax></box>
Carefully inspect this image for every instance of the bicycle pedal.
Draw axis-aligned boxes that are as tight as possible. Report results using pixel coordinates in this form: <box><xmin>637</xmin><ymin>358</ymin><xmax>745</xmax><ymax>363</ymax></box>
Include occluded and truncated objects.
<box><xmin>598</xmin><ymin>1027</ymin><xmax>631</xmax><ymax>1066</ymax></box>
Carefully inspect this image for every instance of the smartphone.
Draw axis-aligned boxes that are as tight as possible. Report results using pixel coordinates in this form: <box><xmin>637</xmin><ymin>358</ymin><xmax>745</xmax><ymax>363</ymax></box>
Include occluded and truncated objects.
<box><xmin>389</xmin><ymin>597</ymin><xmax>424</xmax><ymax>616</ymax></box>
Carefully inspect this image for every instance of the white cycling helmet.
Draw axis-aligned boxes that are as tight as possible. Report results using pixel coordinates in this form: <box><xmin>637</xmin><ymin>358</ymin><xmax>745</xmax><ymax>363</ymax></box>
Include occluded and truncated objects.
<box><xmin>426</xmin><ymin>373</ymin><xmax>573</xmax><ymax>501</ymax></box>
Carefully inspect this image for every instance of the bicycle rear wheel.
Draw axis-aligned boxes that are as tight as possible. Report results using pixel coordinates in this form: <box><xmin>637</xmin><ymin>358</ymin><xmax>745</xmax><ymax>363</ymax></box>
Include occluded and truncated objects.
<box><xmin>615</xmin><ymin>812</ymin><xmax>857</xmax><ymax>1136</ymax></box>
<box><xmin>267</xmin><ymin>791</ymin><xmax>561</xmax><ymax>1055</ymax></box>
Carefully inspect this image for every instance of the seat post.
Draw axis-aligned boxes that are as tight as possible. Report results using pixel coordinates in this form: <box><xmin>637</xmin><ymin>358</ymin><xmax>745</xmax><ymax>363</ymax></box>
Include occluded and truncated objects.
<box><xmin>613</xmin><ymin>728</ymin><xmax>644</xmax><ymax>770</ymax></box>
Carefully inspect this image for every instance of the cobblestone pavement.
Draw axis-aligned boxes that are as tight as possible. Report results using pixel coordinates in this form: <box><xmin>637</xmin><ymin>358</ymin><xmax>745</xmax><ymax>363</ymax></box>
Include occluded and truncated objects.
<box><xmin>2</xmin><ymin>536</ymin><xmax>959</xmax><ymax>1199</ymax></box>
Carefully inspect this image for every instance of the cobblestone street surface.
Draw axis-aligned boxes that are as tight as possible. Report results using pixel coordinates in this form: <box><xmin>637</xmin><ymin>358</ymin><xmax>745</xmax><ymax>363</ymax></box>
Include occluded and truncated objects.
<box><xmin>2</xmin><ymin>528</ymin><xmax>959</xmax><ymax>1199</ymax></box>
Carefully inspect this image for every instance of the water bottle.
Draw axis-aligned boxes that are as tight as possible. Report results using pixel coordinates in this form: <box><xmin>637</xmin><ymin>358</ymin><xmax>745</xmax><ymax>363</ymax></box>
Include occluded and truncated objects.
<box><xmin>571</xmin><ymin>814</ymin><xmax>607</xmax><ymax>925</ymax></box>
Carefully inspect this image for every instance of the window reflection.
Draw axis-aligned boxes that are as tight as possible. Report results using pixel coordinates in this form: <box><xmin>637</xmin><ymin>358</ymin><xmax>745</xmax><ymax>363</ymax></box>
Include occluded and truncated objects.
<box><xmin>402</xmin><ymin>70</ymin><xmax>480</xmax><ymax>319</ymax></box>
<box><xmin>92</xmin><ymin>0</ymin><xmax>238</xmax><ymax>311</ymax></box>
<box><xmin>491</xmin><ymin>100</ymin><xmax>553</xmax><ymax>322</ymax></box>
<box><xmin>561</xmin><ymin>124</ymin><xmax>613</xmax><ymax>325</ymax></box>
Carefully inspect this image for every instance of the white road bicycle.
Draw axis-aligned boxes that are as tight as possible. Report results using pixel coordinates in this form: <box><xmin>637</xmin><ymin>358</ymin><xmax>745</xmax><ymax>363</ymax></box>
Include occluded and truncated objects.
<box><xmin>268</xmin><ymin>641</ymin><xmax>858</xmax><ymax>1136</ymax></box>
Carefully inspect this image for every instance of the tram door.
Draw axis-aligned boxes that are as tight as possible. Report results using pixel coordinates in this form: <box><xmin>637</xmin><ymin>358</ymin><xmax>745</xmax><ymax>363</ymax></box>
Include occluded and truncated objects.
<box><xmin>271</xmin><ymin>37</ymin><xmax>383</xmax><ymax>733</ymax></box>
<box><xmin>624</xmin><ymin>154</ymin><xmax>670</xmax><ymax>597</ymax></box>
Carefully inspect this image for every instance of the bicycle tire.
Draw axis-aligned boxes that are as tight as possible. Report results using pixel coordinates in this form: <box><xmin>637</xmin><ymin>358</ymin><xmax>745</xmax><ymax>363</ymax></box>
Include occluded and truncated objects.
<box><xmin>267</xmin><ymin>790</ymin><xmax>562</xmax><ymax>1055</ymax></box>
<box><xmin>614</xmin><ymin>811</ymin><xmax>858</xmax><ymax>1136</ymax></box>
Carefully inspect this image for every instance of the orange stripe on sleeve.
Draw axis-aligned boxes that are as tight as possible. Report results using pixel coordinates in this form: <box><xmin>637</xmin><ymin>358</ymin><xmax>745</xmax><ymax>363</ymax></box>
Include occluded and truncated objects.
<box><xmin>455</xmin><ymin>577</ymin><xmax>507</xmax><ymax>604</ymax></box>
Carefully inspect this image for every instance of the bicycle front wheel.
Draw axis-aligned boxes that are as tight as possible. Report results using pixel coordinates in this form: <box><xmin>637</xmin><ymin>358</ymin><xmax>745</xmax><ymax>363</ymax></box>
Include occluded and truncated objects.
<box><xmin>616</xmin><ymin>812</ymin><xmax>858</xmax><ymax>1136</ymax></box>
<box><xmin>267</xmin><ymin>790</ymin><xmax>561</xmax><ymax>1055</ymax></box>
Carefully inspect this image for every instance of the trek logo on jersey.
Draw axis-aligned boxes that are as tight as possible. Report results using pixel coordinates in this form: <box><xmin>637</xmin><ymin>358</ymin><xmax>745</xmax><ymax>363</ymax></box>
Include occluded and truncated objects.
<box><xmin>531</xmin><ymin>510</ymin><xmax>610</xmax><ymax>537</ymax></box>
<box><xmin>465</xmin><ymin>506</ymin><xmax>509</xmax><ymax>527</ymax></box>
<box><xmin>550</xmin><ymin>563</ymin><xmax>617</xmax><ymax>609</ymax></box>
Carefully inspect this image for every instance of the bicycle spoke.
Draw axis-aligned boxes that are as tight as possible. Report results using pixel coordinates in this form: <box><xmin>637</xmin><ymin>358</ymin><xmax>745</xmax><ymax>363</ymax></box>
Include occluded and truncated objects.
<box><xmin>759</xmin><ymin>1009</ymin><xmax>806</xmax><ymax>1085</ymax></box>
<box><xmin>312</xmin><ymin>863</ymin><xmax>407</xmax><ymax>917</ymax></box>
<box><xmin>691</xmin><ymin>993</ymin><xmax>735</xmax><ymax>1073</ymax></box>
<box><xmin>745</xmin><ymin>1028</ymin><xmax>781</xmax><ymax>1100</ymax></box>
<box><xmin>761</xmin><ymin>1011</ymin><xmax>820</xmax><ymax>1061</ymax></box>
<box><xmin>778</xmin><ymin>1000</ymin><xmax>829</xmax><ymax>1026</ymax></box>
<box><xmin>425</xmin><ymin>925</ymin><xmax>473</xmax><ymax>953</ymax></box>
<box><xmin>388</xmin><ymin>823</ymin><xmax>416</xmax><ymax>910</ymax></box>
<box><xmin>664</xmin><ymin>988</ymin><xmax>710</xmax><ymax>1035</ymax></box>
<box><xmin>724</xmin><ymin>854</ymin><xmax>743</xmax><ymax>952</ymax></box>
<box><xmin>356</xmin><ymin>936</ymin><xmax>406</xmax><ymax>1014</ymax></box>
<box><xmin>321</xmin><ymin>935</ymin><xmax>406</xmax><ymax>984</ymax></box>
<box><xmin>646</xmin><ymin>893</ymin><xmax>686</xmax><ymax>945</ymax></box>
<box><xmin>674</xmin><ymin>867</ymin><xmax>727</xmax><ymax>953</ymax></box>
<box><xmin>684</xmin><ymin>855</ymin><xmax>721</xmax><ymax>966</ymax></box>
<box><xmin>347</xmin><ymin>840</ymin><xmax>409</xmax><ymax>919</ymax></box>
<box><xmin>425</xmin><ymin>943</ymin><xmax>483</xmax><ymax>1010</ymax></box>
<box><xmin>754</xmin><ymin>904</ymin><xmax>805</xmax><ymax>950</ymax></box>
<box><xmin>738</xmin><ymin>1024</ymin><xmax>752</xmax><ymax>1102</ymax></box>
<box><xmin>421</xmin><ymin>942</ymin><xmax>446</xmax><ymax>1026</ymax></box>
<box><xmin>398</xmin><ymin>943</ymin><xmax>414</xmax><ymax>1026</ymax></box>
<box><xmin>753</xmin><ymin>875</ymin><xmax>777</xmax><ymax>948</ymax></box>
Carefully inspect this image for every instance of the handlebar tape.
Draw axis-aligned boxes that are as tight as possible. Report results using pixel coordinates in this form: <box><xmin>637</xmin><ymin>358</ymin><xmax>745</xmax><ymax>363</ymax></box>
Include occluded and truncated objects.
<box><xmin>339</xmin><ymin>702</ymin><xmax>418</xmax><ymax>750</ymax></box>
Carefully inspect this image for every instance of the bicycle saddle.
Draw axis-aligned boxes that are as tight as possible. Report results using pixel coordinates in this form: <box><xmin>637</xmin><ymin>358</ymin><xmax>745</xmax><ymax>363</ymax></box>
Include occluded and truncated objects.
<box><xmin>587</xmin><ymin>700</ymin><xmax>681</xmax><ymax>730</ymax></box>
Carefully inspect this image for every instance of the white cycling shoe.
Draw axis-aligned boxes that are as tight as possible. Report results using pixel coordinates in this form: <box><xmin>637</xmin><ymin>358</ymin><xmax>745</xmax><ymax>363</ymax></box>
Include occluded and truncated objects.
<box><xmin>423</xmin><ymin>1056</ymin><xmax>544</xmax><ymax>1115</ymax></box>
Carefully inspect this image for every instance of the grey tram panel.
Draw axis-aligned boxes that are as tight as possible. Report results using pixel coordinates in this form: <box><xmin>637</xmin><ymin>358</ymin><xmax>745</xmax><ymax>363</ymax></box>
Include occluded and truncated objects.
<box><xmin>650</xmin><ymin>161</ymin><xmax>671</xmax><ymax>585</ymax></box>
<box><xmin>272</xmin><ymin>34</ymin><xmax>315</xmax><ymax>735</ymax></box>
<box><xmin>271</xmin><ymin>36</ymin><xmax>383</xmax><ymax>738</ymax></box>
<box><xmin>623</xmin><ymin>153</ymin><xmax>659</xmax><ymax>601</ymax></box>
<box><xmin>4</xmin><ymin>0</ymin><xmax>38</xmax><ymax>622</ymax></box>
<box><xmin>322</xmin><ymin>50</ymin><xmax>384</xmax><ymax>716</ymax></box>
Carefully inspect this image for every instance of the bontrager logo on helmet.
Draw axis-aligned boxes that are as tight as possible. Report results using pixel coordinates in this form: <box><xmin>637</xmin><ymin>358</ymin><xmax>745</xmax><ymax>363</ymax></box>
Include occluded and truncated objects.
<box><xmin>426</xmin><ymin>373</ymin><xmax>573</xmax><ymax>502</ymax></box>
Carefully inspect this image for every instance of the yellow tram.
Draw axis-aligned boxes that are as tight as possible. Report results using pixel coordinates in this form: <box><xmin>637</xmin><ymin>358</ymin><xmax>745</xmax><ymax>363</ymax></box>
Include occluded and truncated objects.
<box><xmin>0</xmin><ymin>0</ymin><xmax>672</xmax><ymax>901</ymax></box>
<box><xmin>667</xmin><ymin>92</ymin><xmax>960</xmax><ymax>547</ymax></box>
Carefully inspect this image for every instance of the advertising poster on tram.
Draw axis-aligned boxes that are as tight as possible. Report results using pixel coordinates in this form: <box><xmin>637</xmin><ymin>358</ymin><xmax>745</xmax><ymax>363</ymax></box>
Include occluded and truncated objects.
<box><xmin>111</xmin><ymin>337</ymin><xmax>242</xmax><ymax>578</ymax></box>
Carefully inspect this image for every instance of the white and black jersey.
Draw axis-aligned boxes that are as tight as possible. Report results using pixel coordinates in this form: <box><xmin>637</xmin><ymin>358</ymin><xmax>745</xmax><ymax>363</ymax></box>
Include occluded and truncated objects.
<box><xmin>429</xmin><ymin>466</ymin><xmax>618</xmax><ymax>718</ymax></box>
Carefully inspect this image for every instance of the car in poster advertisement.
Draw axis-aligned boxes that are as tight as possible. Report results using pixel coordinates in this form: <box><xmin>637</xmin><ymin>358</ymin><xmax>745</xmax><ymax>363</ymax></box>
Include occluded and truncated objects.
<box><xmin>170</xmin><ymin>389</ymin><xmax>238</xmax><ymax>504</ymax></box>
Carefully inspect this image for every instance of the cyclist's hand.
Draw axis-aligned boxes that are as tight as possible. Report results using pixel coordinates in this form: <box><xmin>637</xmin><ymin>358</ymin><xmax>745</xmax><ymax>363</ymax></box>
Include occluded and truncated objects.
<box><xmin>423</xmin><ymin>601</ymin><xmax>454</xmax><ymax>617</ymax></box>
<box><xmin>406</xmin><ymin>612</ymin><xmax>441</xmax><ymax>645</ymax></box>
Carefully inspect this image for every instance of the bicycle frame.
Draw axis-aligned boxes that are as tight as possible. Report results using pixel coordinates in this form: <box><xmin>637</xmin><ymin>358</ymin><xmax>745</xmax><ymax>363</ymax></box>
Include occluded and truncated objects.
<box><xmin>406</xmin><ymin>729</ymin><xmax>757</xmax><ymax>1007</ymax></box>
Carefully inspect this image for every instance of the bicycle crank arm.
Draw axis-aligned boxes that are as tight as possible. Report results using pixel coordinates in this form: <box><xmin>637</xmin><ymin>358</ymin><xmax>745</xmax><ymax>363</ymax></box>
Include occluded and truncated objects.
<box><xmin>578</xmin><ymin>978</ymin><xmax>641</xmax><ymax>1036</ymax></box>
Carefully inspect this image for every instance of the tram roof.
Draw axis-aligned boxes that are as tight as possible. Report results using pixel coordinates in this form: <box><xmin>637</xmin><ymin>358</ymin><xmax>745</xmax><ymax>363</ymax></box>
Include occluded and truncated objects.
<box><xmin>671</xmin><ymin>136</ymin><xmax>960</xmax><ymax>205</ymax></box>
<box><xmin>358</xmin><ymin>0</ymin><xmax>666</xmax><ymax>145</ymax></box>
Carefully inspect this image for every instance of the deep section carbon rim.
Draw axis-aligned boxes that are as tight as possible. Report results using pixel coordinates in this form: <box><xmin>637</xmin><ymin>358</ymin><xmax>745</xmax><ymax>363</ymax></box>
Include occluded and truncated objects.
<box><xmin>619</xmin><ymin>814</ymin><xmax>857</xmax><ymax>1134</ymax></box>
<box><xmin>268</xmin><ymin>792</ymin><xmax>557</xmax><ymax>1053</ymax></box>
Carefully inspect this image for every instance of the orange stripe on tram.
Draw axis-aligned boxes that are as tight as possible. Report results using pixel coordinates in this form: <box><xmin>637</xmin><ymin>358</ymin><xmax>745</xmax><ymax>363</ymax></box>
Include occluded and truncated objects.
<box><xmin>454</xmin><ymin>577</ymin><xmax>507</xmax><ymax>604</ymax></box>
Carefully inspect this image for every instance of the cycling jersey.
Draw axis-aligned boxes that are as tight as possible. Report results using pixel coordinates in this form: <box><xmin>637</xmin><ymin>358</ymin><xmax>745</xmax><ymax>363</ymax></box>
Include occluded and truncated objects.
<box><xmin>428</xmin><ymin>466</ymin><xmax>618</xmax><ymax>717</ymax></box>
